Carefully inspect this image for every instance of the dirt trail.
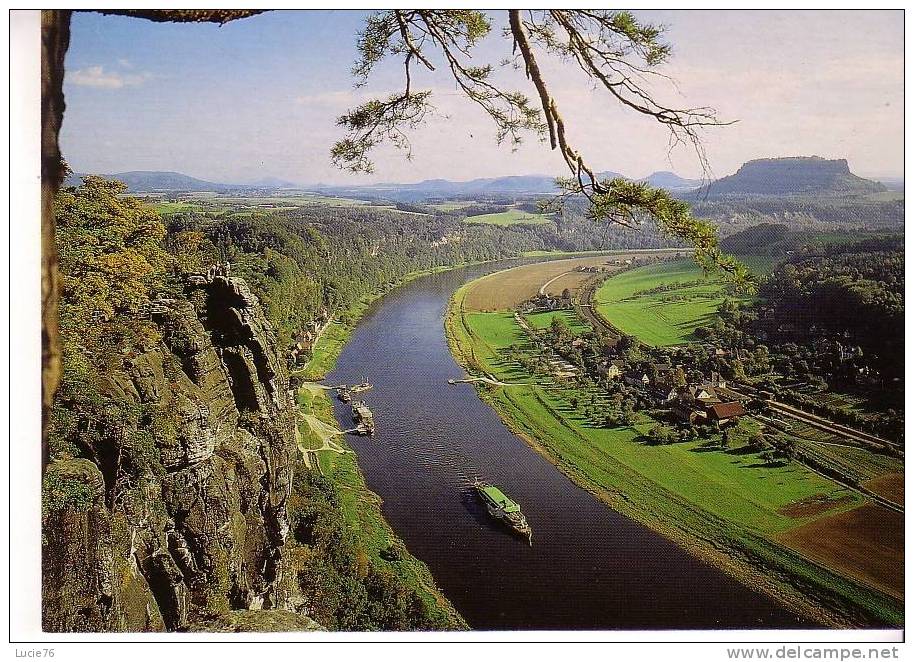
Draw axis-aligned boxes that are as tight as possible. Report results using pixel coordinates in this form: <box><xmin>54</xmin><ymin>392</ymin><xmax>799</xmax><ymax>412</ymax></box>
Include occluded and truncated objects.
<box><xmin>538</xmin><ymin>271</ymin><xmax>572</xmax><ymax>295</ymax></box>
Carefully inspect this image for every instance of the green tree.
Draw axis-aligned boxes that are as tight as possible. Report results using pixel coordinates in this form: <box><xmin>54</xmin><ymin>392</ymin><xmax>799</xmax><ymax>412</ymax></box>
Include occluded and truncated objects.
<box><xmin>550</xmin><ymin>313</ymin><xmax>571</xmax><ymax>338</ymax></box>
<box><xmin>55</xmin><ymin>176</ymin><xmax>169</xmax><ymax>367</ymax></box>
<box><xmin>168</xmin><ymin>229</ymin><xmax>219</xmax><ymax>274</ymax></box>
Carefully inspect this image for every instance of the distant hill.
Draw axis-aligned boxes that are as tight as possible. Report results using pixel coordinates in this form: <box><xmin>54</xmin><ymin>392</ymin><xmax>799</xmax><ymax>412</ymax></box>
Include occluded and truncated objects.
<box><xmin>639</xmin><ymin>171</ymin><xmax>701</xmax><ymax>191</ymax></box>
<box><xmin>875</xmin><ymin>177</ymin><xmax>904</xmax><ymax>192</ymax></box>
<box><xmin>408</xmin><ymin>175</ymin><xmax>560</xmax><ymax>195</ymax></box>
<box><xmin>65</xmin><ymin>170</ymin><xmax>233</xmax><ymax>192</ymax></box>
<box><xmin>697</xmin><ymin>157</ymin><xmax>885</xmax><ymax>197</ymax></box>
<box><xmin>315</xmin><ymin>174</ymin><xmax>565</xmax><ymax>201</ymax></box>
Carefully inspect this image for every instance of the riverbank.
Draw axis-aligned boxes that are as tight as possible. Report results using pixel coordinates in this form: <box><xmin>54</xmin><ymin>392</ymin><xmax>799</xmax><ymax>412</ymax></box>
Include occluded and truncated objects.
<box><xmin>291</xmin><ymin>261</ymin><xmax>527</xmax><ymax>630</ymax></box>
<box><xmin>298</xmin><ymin>260</ymin><xmax>503</xmax><ymax>381</ymax></box>
<box><xmin>444</xmin><ymin>271</ymin><xmax>903</xmax><ymax>628</ymax></box>
<box><xmin>293</xmin><ymin>383</ymin><xmax>466</xmax><ymax>629</ymax></box>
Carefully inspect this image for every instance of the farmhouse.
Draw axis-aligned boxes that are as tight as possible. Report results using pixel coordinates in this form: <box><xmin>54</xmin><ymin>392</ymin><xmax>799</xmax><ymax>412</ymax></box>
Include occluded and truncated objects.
<box><xmin>597</xmin><ymin>361</ymin><xmax>623</xmax><ymax>379</ymax></box>
<box><xmin>521</xmin><ymin>293</ymin><xmax>570</xmax><ymax>313</ymax></box>
<box><xmin>688</xmin><ymin>385</ymin><xmax>717</xmax><ymax>402</ymax></box>
<box><xmin>705</xmin><ymin>401</ymin><xmax>746</xmax><ymax>425</ymax></box>
<box><xmin>655</xmin><ymin>386</ymin><xmax>679</xmax><ymax>403</ymax></box>
<box><xmin>707</xmin><ymin>372</ymin><xmax>727</xmax><ymax>389</ymax></box>
<box><xmin>624</xmin><ymin>372</ymin><xmax>650</xmax><ymax>388</ymax></box>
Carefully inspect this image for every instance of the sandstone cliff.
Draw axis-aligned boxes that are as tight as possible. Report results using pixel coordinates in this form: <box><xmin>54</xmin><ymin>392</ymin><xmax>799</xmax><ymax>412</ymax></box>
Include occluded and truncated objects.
<box><xmin>42</xmin><ymin>274</ymin><xmax>319</xmax><ymax>632</ymax></box>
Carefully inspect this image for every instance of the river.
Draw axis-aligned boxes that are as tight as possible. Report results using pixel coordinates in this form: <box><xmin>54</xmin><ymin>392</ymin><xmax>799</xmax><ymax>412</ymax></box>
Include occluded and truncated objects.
<box><xmin>328</xmin><ymin>262</ymin><xmax>807</xmax><ymax>630</ymax></box>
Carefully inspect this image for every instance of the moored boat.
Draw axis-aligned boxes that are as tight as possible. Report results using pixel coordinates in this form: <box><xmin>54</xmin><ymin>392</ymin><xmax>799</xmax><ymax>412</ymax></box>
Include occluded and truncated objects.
<box><xmin>351</xmin><ymin>400</ymin><xmax>375</xmax><ymax>435</ymax></box>
<box><xmin>350</xmin><ymin>378</ymin><xmax>373</xmax><ymax>394</ymax></box>
<box><xmin>473</xmin><ymin>479</ymin><xmax>532</xmax><ymax>544</ymax></box>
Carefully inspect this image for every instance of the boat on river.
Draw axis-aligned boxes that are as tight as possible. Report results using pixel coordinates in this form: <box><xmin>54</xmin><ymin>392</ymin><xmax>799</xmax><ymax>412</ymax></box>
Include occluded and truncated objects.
<box><xmin>337</xmin><ymin>388</ymin><xmax>352</xmax><ymax>402</ymax></box>
<box><xmin>351</xmin><ymin>400</ymin><xmax>375</xmax><ymax>435</ymax></box>
<box><xmin>473</xmin><ymin>479</ymin><xmax>532</xmax><ymax>544</ymax></box>
<box><xmin>350</xmin><ymin>378</ymin><xmax>373</xmax><ymax>394</ymax></box>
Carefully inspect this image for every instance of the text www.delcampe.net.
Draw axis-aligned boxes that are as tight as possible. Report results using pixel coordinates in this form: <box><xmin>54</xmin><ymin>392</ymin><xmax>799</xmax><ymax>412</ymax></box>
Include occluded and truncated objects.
<box><xmin>726</xmin><ymin>647</ymin><xmax>900</xmax><ymax>660</ymax></box>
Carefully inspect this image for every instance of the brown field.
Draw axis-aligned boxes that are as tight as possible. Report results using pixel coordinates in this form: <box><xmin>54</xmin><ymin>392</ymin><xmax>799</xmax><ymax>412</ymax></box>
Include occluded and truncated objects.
<box><xmin>542</xmin><ymin>270</ymin><xmax>600</xmax><ymax>297</ymax></box>
<box><xmin>463</xmin><ymin>251</ymin><xmax>682</xmax><ymax>311</ymax></box>
<box><xmin>862</xmin><ymin>472</ymin><xmax>904</xmax><ymax>506</ymax></box>
<box><xmin>778</xmin><ymin>503</ymin><xmax>904</xmax><ymax>600</ymax></box>
<box><xmin>778</xmin><ymin>493</ymin><xmax>856</xmax><ymax>518</ymax></box>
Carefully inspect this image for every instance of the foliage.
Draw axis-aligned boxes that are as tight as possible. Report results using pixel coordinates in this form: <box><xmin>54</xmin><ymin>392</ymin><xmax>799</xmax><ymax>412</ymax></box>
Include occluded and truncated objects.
<box><xmin>50</xmin><ymin>177</ymin><xmax>171</xmax><ymax>466</ymax></box>
<box><xmin>42</xmin><ymin>465</ymin><xmax>95</xmax><ymax>517</ymax></box>
<box><xmin>288</xmin><ymin>470</ymin><xmax>452</xmax><ymax>630</ymax></box>
<box><xmin>56</xmin><ymin>176</ymin><xmax>169</xmax><ymax>325</ymax></box>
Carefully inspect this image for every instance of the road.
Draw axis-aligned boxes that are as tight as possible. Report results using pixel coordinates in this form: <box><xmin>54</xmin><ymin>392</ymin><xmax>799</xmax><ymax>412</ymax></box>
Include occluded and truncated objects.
<box><xmin>538</xmin><ymin>270</ymin><xmax>573</xmax><ymax>295</ymax></box>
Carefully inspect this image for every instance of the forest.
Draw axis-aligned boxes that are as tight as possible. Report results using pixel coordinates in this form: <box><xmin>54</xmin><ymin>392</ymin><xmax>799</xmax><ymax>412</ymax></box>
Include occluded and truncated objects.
<box><xmin>162</xmin><ymin>197</ymin><xmax>680</xmax><ymax>352</ymax></box>
<box><xmin>695</xmin><ymin>236</ymin><xmax>904</xmax><ymax>439</ymax></box>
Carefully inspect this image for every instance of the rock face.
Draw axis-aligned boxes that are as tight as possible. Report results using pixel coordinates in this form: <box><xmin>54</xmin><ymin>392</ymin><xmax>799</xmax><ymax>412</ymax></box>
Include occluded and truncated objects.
<box><xmin>42</xmin><ymin>275</ymin><xmax>306</xmax><ymax>632</ymax></box>
<box><xmin>706</xmin><ymin>157</ymin><xmax>886</xmax><ymax>196</ymax></box>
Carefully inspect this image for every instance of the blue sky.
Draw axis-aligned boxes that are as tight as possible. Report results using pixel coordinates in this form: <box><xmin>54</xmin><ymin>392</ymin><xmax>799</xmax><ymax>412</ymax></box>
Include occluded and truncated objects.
<box><xmin>60</xmin><ymin>10</ymin><xmax>903</xmax><ymax>185</ymax></box>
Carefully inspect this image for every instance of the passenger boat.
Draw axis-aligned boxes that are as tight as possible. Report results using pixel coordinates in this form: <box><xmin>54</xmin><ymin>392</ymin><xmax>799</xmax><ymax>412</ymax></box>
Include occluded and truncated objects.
<box><xmin>473</xmin><ymin>479</ymin><xmax>532</xmax><ymax>544</ymax></box>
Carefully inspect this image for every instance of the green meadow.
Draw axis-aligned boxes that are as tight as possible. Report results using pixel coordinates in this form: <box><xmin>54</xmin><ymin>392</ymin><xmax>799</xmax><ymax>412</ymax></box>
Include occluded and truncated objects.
<box><xmin>523</xmin><ymin>310</ymin><xmax>589</xmax><ymax>334</ymax></box>
<box><xmin>464</xmin><ymin>209</ymin><xmax>554</xmax><ymax>226</ymax></box>
<box><xmin>593</xmin><ymin>258</ymin><xmax>772</xmax><ymax>346</ymax></box>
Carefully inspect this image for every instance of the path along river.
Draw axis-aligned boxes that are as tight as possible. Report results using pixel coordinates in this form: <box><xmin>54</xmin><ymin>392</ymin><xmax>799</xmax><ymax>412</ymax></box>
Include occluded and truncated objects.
<box><xmin>328</xmin><ymin>262</ymin><xmax>807</xmax><ymax>630</ymax></box>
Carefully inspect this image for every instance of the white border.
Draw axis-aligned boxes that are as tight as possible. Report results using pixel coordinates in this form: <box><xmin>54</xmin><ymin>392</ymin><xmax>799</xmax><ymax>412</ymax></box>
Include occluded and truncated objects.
<box><xmin>6</xmin><ymin>3</ymin><xmax>910</xmax><ymax>654</ymax></box>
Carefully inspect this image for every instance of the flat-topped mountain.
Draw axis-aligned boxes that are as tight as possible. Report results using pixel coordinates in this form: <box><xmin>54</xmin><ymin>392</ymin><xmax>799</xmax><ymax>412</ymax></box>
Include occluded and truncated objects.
<box><xmin>701</xmin><ymin>157</ymin><xmax>886</xmax><ymax>197</ymax></box>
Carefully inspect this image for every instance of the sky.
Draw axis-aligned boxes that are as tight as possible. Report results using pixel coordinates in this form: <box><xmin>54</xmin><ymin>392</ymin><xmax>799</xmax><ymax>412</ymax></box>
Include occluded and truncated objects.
<box><xmin>59</xmin><ymin>10</ymin><xmax>904</xmax><ymax>185</ymax></box>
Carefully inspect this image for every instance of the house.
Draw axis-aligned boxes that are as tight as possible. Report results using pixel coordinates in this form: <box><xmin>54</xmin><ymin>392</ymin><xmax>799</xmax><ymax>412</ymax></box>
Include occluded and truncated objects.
<box><xmin>652</xmin><ymin>361</ymin><xmax>673</xmax><ymax>375</ymax></box>
<box><xmin>598</xmin><ymin>361</ymin><xmax>623</xmax><ymax>380</ymax></box>
<box><xmin>671</xmin><ymin>399</ymin><xmax>707</xmax><ymax>424</ymax></box>
<box><xmin>655</xmin><ymin>386</ymin><xmax>679</xmax><ymax>403</ymax></box>
<box><xmin>705</xmin><ymin>401</ymin><xmax>746</xmax><ymax>425</ymax></box>
<box><xmin>688</xmin><ymin>385</ymin><xmax>717</xmax><ymax>401</ymax></box>
<box><xmin>707</xmin><ymin>372</ymin><xmax>727</xmax><ymax>389</ymax></box>
<box><xmin>624</xmin><ymin>372</ymin><xmax>650</xmax><ymax>388</ymax></box>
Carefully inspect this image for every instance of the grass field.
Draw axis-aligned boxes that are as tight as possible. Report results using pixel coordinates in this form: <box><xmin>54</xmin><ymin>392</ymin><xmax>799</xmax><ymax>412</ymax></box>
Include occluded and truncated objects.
<box><xmin>153</xmin><ymin>201</ymin><xmax>202</xmax><ymax>215</ymax></box>
<box><xmin>524</xmin><ymin>310</ymin><xmax>589</xmax><ymax>334</ymax></box>
<box><xmin>593</xmin><ymin>258</ymin><xmax>775</xmax><ymax>346</ymax></box>
<box><xmin>429</xmin><ymin>201</ymin><xmax>474</xmax><ymax>211</ymax></box>
<box><xmin>464</xmin><ymin>209</ymin><xmax>554</xmax><ymax>226</ymax></box>
<box><xmin>446</xmin><ymin>280</ymin><xmax>903</xmax><ymax>625</ymax></box>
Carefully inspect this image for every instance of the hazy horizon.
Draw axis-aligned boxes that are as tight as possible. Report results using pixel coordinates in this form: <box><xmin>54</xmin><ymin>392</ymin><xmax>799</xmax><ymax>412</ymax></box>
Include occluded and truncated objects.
<box><xmin>60</xmin><ymin>10</ymin><xmax>904</xmax><ymax>185</ymax></box>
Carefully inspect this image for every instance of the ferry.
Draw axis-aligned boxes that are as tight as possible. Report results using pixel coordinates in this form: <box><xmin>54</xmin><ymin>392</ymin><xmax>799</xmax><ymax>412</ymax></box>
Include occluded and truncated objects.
<box><xmin>473</xmin><ymin>480</ymin><xmax>532</xmax><ymax>544</ymax></box>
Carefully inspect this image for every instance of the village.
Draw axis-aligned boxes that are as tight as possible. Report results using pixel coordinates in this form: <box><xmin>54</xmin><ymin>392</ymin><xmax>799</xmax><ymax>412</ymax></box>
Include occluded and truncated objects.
<box><xmin>516</xmin><ymin>291</ymin><xmax>748</xmax><ymax>431</ymax></box>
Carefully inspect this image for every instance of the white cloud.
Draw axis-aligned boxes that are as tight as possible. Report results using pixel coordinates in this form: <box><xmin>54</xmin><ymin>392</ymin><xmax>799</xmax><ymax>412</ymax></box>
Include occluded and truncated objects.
<box><xmin>69</xmin><ymin>65</ymin><xmax>150</xmax><ymax>89</ymax></box>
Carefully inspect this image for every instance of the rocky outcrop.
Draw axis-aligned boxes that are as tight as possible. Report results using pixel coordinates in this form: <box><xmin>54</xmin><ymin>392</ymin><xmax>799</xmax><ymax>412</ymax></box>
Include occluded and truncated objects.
<box><xmin>43</xmin><ymin>275</ymin><xmax>307</xmax><ymax>631</ymax></box>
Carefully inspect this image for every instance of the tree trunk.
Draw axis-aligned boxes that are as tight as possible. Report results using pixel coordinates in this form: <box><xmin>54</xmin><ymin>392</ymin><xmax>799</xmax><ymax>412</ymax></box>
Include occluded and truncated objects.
<box><xmin>41</xmin><ymin>9</ymin><xmax>70</xmax><ymax>470</ymax></box>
